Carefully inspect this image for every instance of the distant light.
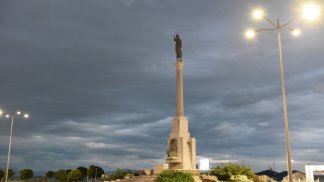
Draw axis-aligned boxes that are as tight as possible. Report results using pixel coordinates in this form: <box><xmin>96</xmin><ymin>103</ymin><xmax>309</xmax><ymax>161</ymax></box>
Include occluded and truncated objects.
<box><xmin>292</xmin><ymin>29</ymin><xmax>301</xmax><ymax>36</ymax></box>
<box><xmin>24</xmin><ymin>114</ymin><xmax>29</xmax><ymax>118</ymax></box>
<box><xmin>252</xmin><ymin>9</ymin><xmax>264</xmax><ymax>20</ymax></box>
<box><xmin>17</xmin><ymin>111</ymin><xmax>21</xmax><ymax>115</ymax></box>
<box><xmin>303</xmin><ymin>4</ymin><xmax>320</xmax><ymax>21</ymax></box>
<box><xmin>0</xmin><ymin>109</ymin><xmax>2</xmax><ymax>116</ymax></box>
<box><xmin>199</xmin><ymin>158</ymin><xmax>210</xmax><ymax>170</ymax></box>
<box><xmin>245</xmin><ymin>29</ymin><xmax>256</xmax><ymax>39</ymax></box>
<box><xmin>5</xmin><ymin>114</ymin><xmax>10</xmax><ymax>118</ymax></box>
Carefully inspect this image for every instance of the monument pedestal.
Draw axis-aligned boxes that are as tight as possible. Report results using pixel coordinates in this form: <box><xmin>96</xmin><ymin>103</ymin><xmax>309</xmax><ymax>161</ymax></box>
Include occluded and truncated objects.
<box><xmin>166</xmin><ymin>116</ymin><xmax>196</xmax><ymax>170</ymax></box>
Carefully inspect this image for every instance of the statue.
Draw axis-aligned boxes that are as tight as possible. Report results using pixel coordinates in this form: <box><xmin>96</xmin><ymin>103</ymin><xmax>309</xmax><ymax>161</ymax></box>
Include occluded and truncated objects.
<box><xmin>174</xmin><ymin>34</ymin><xmax>182</xmax><ymax>58</ymax></box>
<box><xmin>167</xmin><ymin>138</ymin><xmax>177</xmax><ymax>158</ymax></box>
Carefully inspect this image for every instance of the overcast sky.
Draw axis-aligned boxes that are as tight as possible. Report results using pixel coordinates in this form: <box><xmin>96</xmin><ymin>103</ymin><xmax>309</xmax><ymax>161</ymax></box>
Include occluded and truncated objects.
<box><xmin>1</xmin><ymin>0</ymin><xmax>324</xmax><ymax>174</ymax></box>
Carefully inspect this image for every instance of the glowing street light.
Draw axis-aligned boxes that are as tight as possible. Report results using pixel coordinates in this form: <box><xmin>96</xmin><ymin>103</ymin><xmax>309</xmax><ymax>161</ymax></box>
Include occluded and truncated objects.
<box><xmin>303</xmin><ymin>3</ymin><xmax>320</xmax><ymax>21</ymax></box>
<box><xmin>252</xmin><ymin>9</ymin><xmax>264</xmax><ymax>20</ymax></box>
<box><xmin>0</xmin><ymin>110</ymin><xmax>30</xmax><ymax>182</ymax></box>
<box><xmin>244</xmin><ymin>4</ymin><xmax>320</xmax><ymax>182</ymax></box>
<box><xmin>245</xmin><ymin>29</ymin><xmax>256</xmax><ymax>39</ymax></box>
<box><xmin>292</xmin><ymin>29</ymin><xmax>301</xmax><ymax>37</ymax></box>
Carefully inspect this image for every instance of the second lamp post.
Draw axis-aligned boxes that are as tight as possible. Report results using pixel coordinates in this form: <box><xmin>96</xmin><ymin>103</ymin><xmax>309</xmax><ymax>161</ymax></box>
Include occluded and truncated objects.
<box><xmin>3</xmin><ymin>111</ymin><xmax>29</xmax><ymax>182</ymax></box>
<box><xmin>245</xmin><ymin>3</ymin><xmax>320</xmax><ymax>182</ymax></box>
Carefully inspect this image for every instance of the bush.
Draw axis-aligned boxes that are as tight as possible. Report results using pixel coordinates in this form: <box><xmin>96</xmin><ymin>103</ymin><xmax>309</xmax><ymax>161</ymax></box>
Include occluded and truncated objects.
<box><xmin>201</xmin><ymin>174</ymin><xmax>218</xmax><ymax>182</ymax></box>
<box><xmin>230</xmin><ymin>175</ymin><xmax>253</xmax><ymax>182</ymax></box>
<box><xmin>210</xmin><ymin>163</ymin><xmax>257</xmax><ymax>182</ymax></box>
<box><xmin>157</xmin><ymin>170</ymin><xmax>194</xmax><ymax>182</ymax></box>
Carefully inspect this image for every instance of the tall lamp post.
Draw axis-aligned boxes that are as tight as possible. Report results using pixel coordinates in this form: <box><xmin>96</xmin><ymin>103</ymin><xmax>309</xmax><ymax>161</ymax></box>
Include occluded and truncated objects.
<box><xmin>1</xmin><ymin>110</ymin><xmax>29</xmax><ymax>182</ymax></box>
<box><xmin>244</xmin><ymin>4</ymin><xmax>320</xmax><ymax>182</ymax></box>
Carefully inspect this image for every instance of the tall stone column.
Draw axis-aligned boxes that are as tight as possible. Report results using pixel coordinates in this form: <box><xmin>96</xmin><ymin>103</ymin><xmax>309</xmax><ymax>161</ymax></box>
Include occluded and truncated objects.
<box><xmin>176</xmin><ymin>59</ymin><xmax>184</xmax><ymax>117</ymax></box>
<box><xmin>165</xmin><ymin>58</ymin><xmax>196</xmax><ymax>170</ymax></box>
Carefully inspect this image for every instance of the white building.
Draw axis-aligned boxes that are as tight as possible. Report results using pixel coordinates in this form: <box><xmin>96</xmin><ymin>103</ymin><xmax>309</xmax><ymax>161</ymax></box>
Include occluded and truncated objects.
<box><xmin>305</xmin><ymin>165</ymin><xmax>324</xmax><ymax>182</ymax></box>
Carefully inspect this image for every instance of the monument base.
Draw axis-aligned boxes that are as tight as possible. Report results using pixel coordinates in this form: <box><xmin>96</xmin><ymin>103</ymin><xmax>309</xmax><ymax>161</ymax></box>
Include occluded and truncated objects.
<box><xmin>167</xmin><ymin>169</ymin><xmax>201</xmax><ymax>175</ymax></box>
<box><xmin>154</xmin><ymin>164</ymin><xmax>169</xmax><ymax>174</ymax></box>
<box><xmin>166</xmin><ymin>116</ymin><xmax>196</xmax><ymax>170</ymax></box>
<box><xmin>165</xmin><ymin>157</ymin><xmax>180</xmax><ymax>163</ymax></box>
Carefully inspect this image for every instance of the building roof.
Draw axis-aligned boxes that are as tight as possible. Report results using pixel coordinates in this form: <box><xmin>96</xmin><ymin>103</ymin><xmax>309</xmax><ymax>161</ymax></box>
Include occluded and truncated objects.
<box><xmin>256</xmin><ymin>170</ymin><xmax>303</xmax><ymax>181</ymax></box>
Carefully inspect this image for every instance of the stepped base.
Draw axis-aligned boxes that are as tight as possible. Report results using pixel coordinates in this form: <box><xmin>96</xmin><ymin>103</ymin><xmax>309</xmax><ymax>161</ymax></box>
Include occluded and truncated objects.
<box><xmin>118</xmin><ymin>174</ymin><xmax>204</xmax><ymax>182</ymax></box>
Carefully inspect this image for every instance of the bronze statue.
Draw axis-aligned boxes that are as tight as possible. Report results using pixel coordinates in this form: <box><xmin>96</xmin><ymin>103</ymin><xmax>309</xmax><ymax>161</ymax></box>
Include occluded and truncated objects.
<box><xmin>167</xmin><ymin>138</ymin><xmax>177</xmax><ymax>158</ymax></box>
<box><xmin>174</xmin><ymin>34</ymin><xmax>182</xmax><ymax>58</ymax></box>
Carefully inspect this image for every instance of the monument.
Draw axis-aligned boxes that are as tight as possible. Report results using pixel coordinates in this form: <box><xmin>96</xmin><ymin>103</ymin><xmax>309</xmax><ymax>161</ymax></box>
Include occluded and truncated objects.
<box><xmin>165</xmin><ymin>34</ymin><xmax>197</xmax><ymax>170</ymax></box>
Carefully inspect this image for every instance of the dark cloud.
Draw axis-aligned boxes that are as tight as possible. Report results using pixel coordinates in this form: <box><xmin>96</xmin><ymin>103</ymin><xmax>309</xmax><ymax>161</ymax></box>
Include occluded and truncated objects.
<box><xmin>0</xmin><ymin>0</ymin><xmax>324</xmax><ymax>173</ymax></box>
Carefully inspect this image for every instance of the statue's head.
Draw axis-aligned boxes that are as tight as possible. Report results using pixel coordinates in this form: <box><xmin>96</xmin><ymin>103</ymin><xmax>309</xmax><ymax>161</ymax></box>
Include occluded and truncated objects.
<box><xmin>176</xmin><ymin>34</ymin><xmax>180</xmax><ymax>39</ymax></box>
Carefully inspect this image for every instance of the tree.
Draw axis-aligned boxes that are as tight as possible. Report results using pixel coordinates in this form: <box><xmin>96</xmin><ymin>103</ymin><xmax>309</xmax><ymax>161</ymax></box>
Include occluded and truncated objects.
<box><xmin>109</xmin><ymin>169</ymin><xmax>127</xmax><ymax>180</ymax></box>
<box><xmin>46</xmin><ymin>171</ymin><xmax>54</xmax><ymax>178</ymax></box>
<box><xmin>77</xmin><ymin>166</ymin><xmax>87</xmax><ymax>178</ymax></box>
<box><xmin>7</xmin><ymin>169</ymin><xmax>15</xmax><ymax>179</ymax></box>
<box><xmin>68</xmin><ymin>169</ymin><xmax>83</xmax><ymax>182</ymax></box>
<box><xmin>87</xmin><ymin>166</ymin><xmax>95</xmax><ymax>179</ymax></box>
<box><xmin>87</xmin><ymin>165</ymin><xmax>104</xmax><ymax>179</ymax></box>
<box><xmin>210</xmin><ymin>163</ymin><xmax>258</xmax><ymax>182</ymax></box>
<box><xmin>66</xmin><ymin>169</ymin><xmax>72</xmax><ymax>175</ymax></box>
<box><xmin>46</xmin><ymin>171</ymin><xmax>55</xmax><ymax>182</ymax></box>
<box><xmin>20</xmin><ymin>169</ymin><xmax>34</xmax><ymax>180</ymax></box>
<box><xmin>54</xmin><ymin>169</ymin><xmax>67</xmax><ymax>182</ymax></box>
<box><xmin>0</xmin><ymin>169</ymin><xmax>4</xmax><ymax>180</ymax></box>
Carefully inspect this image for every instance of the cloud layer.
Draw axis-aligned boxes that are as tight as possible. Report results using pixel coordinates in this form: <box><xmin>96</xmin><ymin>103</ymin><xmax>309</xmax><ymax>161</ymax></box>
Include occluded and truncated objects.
<box><xmin>1</xmin><ymin>0</ymin><xmax>324</xmax><ymax>173</ymax></box>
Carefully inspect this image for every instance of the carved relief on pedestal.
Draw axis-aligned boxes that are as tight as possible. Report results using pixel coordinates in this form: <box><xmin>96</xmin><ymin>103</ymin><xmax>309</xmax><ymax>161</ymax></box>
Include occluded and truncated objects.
<box><xmin>166</xmin><ymin>138</ymin><xmax>180</xmax><ymax>163</ymax></box>
<box><xmin>167</xmin><ymin>138</ymin><xmax>177</xmax><ymax>158</ymax></box>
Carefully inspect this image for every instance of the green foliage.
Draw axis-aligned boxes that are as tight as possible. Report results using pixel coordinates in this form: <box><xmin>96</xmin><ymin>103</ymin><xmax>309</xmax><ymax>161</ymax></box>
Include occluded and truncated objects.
<box><xmin>210</xmin><ymin>163</ymin><xmax>257</xmax><ymax>182</ymax></box>
<box><xmin>66</xmin><ymin>169</ymin><xmax>72</xmax><ymax>175</ymax></box>
<box><xmin>7</xmin><ymin>169</ymin><xmax>15</xmax><ymax>178</ymax></box>
<box><xmin>109</xmin><ymin>168</ymin><xmax>128</xmax><ymax>180</ymax></box>
<box><xmin>20</xmin><ymin>169</ymin><xmax>34</xmax><ymax>180</ymax></box>
<box><xmin>87</xmin><ymin>165</ymin><xmax>104</xmax><ymax>178</ymax></box>
<box><xmin>0</xmin><ymin>169</ymin><xmax>4</xmax><ymax>179</ymax></box>
<box><xmin>132</xmin><ymin>170</ymin><xmax>140</xmax><ymax>176</ymax></box>
<box><xmin>77</xmin><ymin>166</ymin><xmax>87</xmax><ymax>177</ymax></box>
<box><xmin>68</xmin><ymin>169</ymin><xmax>83</xmax><ymax>182</ymax></box>
<box><xmin>157</xmin><ymin>170</ymin><xmax>194</xmax><ymax>182</ymax></box>
<box><xmin>54</xmin><ymin>169</ymin><xmax>67</xmax><ymax>182</ymax></box>
<box><xmin>88</xmin><ymin>166</ymin><xmax>95</xmax><ymax>178</ymax></box>
<box><xmin>230</xmin><ymin>175</ymin><xmax>253</xmax><ymax>182</ymax></box>
<box><xmin>200</xmin><ymin>174</ymin><xmax>218</xmax><ymax>182</ymax></box>
<box><xmin>46</xmin><ymin>171</ymin><xmax>54</xmax><ymax>178</ymax></box>
<box><xmin>96</xmin><ymin>166</ymin><xmax>104</xmax><ymax>177</ymax></box>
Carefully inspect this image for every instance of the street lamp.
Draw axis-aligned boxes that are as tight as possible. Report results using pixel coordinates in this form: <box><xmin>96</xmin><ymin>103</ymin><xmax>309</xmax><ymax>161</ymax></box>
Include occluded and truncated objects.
<box><xmin>0</xmin><ymin>110</ymin><xmax>29</xmax><ymax>182</ymax></box>
<box><xmin>303</xmin><ymin>3</ymin><xmax>320</xmax><ymax>21</ymax></box>
<box><xmin>244</xmin><ymin>4</ymin><xmax>320</xmax><ymax>182</ymax></box>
